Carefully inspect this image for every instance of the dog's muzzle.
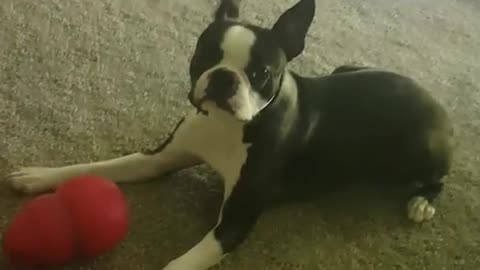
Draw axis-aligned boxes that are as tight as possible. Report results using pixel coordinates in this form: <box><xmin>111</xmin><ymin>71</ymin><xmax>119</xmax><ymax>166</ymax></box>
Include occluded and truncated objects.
<box><xmin>202</xmin><ymin>68</ymin><xmax>239</xmax><ymax>113</ymax></box>
<box><xmin>191</xmin><ymin>67</ymin><xmax>241</xmax><ymax>114</ymax></box>
<box><xmin>190</xmin><ymin>66</ymin><xmax>277</xmax><ymax>122</ymax></box>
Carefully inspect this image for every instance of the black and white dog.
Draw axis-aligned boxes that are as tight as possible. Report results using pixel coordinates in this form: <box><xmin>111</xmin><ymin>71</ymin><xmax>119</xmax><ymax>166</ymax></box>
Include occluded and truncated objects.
<box><xmin>6</xmin><ymin>0</ymin><xmax>453</xmax><ymax>269</ymax></box>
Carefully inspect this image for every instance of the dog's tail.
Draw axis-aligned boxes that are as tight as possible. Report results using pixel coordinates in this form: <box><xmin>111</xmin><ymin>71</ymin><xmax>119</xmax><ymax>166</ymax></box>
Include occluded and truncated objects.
<box><xmin>214</xmin><ymin>0</ymin><xmax>242</xmax><ymax>21</ymax></box>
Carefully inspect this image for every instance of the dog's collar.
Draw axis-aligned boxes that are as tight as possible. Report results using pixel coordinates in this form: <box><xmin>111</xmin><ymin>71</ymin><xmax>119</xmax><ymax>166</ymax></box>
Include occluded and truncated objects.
<box><xmin>257</xmin><ymin>72</ymin><xmax>284</xmax><ymax>113</ymax></box>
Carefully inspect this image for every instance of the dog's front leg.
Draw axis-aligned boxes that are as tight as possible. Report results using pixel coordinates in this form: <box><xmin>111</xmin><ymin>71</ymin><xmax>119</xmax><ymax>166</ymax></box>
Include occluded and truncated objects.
<box><xmin>163</xmin><ymin>175</ymin><xmax>263</xmax><ymax>270</ymax></box>
<box><xmin>5</xmin><ymin>111</ymin><xmax>203</xmax><ymax>194</ymax></box>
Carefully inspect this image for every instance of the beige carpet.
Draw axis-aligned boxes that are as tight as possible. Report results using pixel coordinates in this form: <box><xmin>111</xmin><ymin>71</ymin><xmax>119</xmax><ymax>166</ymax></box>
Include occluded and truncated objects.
<box><xmin>1</xmin><ymin>0</ymin><xmax>479</xmax><ymax>269</ymax></box>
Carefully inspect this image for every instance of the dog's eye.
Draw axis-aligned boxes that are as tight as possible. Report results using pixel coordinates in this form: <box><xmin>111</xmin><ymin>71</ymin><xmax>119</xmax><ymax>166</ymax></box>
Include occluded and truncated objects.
<box><xmin>249</xmin><ymin>66</ymin><xmax>270</xmax><ymax>86</ymax></box>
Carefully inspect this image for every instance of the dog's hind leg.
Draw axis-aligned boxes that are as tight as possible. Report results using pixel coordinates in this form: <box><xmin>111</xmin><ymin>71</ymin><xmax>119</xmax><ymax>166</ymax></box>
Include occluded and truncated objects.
<box><xmin>5</xmin><ymin>111</ymin><xmax>203</xmax><ymax>194</ymax></box>
<box><xmin>407</xmin><ymin>122</ymin><xmax>453</xmax><ymax>223</ymax></box>
<box><xmin>407</xmin><ymin>181</ymin><xmax>444</xmax><ymax>223</ymax></box>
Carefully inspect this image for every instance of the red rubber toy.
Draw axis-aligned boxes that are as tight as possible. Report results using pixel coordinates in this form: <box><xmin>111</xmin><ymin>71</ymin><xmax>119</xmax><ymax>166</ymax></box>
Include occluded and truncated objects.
<box><xmin>56</xmin><ymin>175</ymin><xmax>129</xmax><ymax>258</ymax></box>
<box><xmin>2</xmin><ymin>194</ymin><xmax>76</xmax><ymax>268</ymax></box>
<box><xmin>2</xmin><ymin>175</ymin><xmax>129</xmax><ymax>268</ymax></box>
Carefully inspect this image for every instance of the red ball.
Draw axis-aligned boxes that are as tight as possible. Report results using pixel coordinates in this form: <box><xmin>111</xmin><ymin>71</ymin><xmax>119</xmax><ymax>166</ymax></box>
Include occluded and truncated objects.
<box><xmin>2</xmin><ymin>194</ymin><xmax>76</xmax><ymax>268</ymax></box>
<box><xmin>55</xmin><ymin>175</ymin><xmax>129</xmax><ymax>258</ymax></box>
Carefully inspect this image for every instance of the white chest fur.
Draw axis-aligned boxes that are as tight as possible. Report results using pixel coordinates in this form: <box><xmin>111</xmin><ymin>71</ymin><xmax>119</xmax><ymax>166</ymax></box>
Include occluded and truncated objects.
<box><xmin>181</xmin><ymin>106</ymin><xmax>251</xmax><ymax>199</ymax></box>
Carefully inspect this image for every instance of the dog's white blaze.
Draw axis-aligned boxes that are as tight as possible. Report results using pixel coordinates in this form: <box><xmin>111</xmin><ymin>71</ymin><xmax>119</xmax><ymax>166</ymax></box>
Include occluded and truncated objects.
<box><xmin>220</xmin><ymin>25</ymin><xmax>256</xmax><ymax>69</ymax></box>
<box><xmin>220</xmin><ymin>26</ymin><xmax>266</xmax><ymax>121</ymax></box>
<box><xmin>195</xmin><ymin>24</ymin><xmax>255</xmax><ymax>101</ymax></box>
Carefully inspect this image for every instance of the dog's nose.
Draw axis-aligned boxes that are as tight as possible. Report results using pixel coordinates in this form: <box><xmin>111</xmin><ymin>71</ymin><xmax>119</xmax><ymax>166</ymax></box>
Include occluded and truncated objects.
<box><xmin>205</xmin><ymin>68</ymin><xmax>238</xmax><ymax>103</ymax></box>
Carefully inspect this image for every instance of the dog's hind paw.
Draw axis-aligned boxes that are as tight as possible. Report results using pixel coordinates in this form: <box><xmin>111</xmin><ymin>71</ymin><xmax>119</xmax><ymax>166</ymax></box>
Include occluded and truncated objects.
<box><xmin>4</xmin><ymin>167</ymin><xmax>67</xmax><ymax>194</ymax></box>
<box><xmin>407</xmin><ymin>196</ymin><xmax>436</xmax><ymax>223</ymax></box>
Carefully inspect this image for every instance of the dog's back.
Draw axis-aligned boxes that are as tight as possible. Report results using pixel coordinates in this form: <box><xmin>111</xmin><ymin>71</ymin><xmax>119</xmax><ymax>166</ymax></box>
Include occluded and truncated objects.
<box><xmin>277</xmin><ymin>69</ymin><xmax>453</xmax><ymax>198</ymax></box>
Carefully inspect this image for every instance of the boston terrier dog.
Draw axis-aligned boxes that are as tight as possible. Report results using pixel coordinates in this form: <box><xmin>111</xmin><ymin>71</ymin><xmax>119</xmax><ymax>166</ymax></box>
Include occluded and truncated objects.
<box><xmin>5</xmin><ymin>0</ymin><xmax>453</xmax><ymax>269</ymax></box>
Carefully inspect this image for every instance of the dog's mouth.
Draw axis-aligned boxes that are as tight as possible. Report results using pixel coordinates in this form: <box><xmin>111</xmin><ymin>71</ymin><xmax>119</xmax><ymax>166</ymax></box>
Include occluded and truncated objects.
<box><xmin>192</xmin><ymin>92</ymin><xmax>279</xmax><ymax>123</ymax></box>
<box><xmin>188</xmin><ymin>72</ymin><xmax>283</xmax><ymax>122</ymax></box>
<box><xmin>188</xmin><ymin>90</ymin><xmax>209</xmax><ymax>116</ymax></box>
<box><xmin>189</xmin><ymin>89</ymin><xmax>281</xmax><ymax>123</ymax></box>
<box><xmin>193</xmin><ymin>96</ymin><xmax>251</xmax><ymax>122</ymax></box>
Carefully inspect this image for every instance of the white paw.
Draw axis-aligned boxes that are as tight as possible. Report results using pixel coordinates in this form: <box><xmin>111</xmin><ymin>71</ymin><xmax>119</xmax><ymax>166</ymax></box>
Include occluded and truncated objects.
<box><xmin>407</xmin><ymin>196</ymin><xmax>436</xmax><ymax>223</ymax></box>
<box><xmin>4</xmin><ymin>167</ymin><xmax>69</xmax><ymax>194</ymax></box>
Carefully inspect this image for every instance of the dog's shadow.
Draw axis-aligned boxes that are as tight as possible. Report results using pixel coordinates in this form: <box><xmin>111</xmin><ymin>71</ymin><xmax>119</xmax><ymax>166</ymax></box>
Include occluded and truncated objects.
<box><xmin>228</xmin><ymin>184</ymin><xmax>419</xmax><ymax>269</ymax></box>
<box><xmin>120</xmin><ymin>166</ymin><xmax>423</xmax><ymax>269</ymax></box>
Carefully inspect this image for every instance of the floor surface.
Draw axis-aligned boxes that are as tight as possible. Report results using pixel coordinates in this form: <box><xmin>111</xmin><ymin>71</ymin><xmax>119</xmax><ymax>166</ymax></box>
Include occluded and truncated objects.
<box><xmin>1</xmin><ymin>0</ymin><xmax>479</xmax><ymax>269</ymax></box>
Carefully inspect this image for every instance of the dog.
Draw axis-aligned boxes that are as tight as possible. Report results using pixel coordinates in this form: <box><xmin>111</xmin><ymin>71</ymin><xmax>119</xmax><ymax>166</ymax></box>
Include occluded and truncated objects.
<box><xmin>5</xmin><ymin>0</ymin><xmax>453</xmax><ymax>269</ymax></box>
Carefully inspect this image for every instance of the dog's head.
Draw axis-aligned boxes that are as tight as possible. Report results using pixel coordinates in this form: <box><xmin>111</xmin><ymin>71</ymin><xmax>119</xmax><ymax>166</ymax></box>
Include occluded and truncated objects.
<box><xmin>188</xmin><ymin>0</ymin><xmax>315</xmax><ymax>121</ymax></box>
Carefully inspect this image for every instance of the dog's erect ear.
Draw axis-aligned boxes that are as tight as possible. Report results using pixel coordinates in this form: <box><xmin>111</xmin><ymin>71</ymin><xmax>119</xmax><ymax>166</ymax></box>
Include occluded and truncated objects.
<box><xmin>271</xmin><ymin>0</ymin><xmax>316</xmax><ymax>61</ymax></box>
<box><xmin>214</xmin><ymin>0</ymin><xmax>241</xmax><ymax>21</ymax></box>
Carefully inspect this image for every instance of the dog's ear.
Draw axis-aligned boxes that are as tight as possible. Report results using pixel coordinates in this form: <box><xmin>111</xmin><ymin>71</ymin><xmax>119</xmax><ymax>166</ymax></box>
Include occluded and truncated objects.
<box><xmin>271</xmin><ymin>0</ymin><xmax>316</xmax><ymax>61</ymax></box>
<box><xmin>214</xmin><ymin>0</ymin><xmax>241</xmax><ymax>21</ymax></box>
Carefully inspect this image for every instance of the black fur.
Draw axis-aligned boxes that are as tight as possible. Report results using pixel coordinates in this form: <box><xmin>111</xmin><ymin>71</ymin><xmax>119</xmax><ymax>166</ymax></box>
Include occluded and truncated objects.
<box><xmin>246</xmin><ymin>69</ymin><xmax>452</xmax><ymax>202</ymax></box>
<box><xmin>271</xmin><ymin>0</ymin><xmax>316</xmax><ymax>61</ymax></box>
<box><xmin>214</xmin><ymin>0</ymin><xmax>241</xmax><ymax>21</ymax></box>
<box><xmin>203</xmin><ymin>68</ymin><xmax>242</xmax><ymax>114</ymax></box>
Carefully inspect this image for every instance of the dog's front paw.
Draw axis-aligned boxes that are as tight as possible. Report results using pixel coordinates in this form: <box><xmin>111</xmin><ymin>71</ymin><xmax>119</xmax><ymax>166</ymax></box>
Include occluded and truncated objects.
<box><xmin>407</xmin><ymin>196</ymin><xmax>436</xmax><ymax>223</ymax></box>
<box><xmin>4</xmin><ymin>167</ymin><xmax>67</xmax><ymax>194</ymax></box>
